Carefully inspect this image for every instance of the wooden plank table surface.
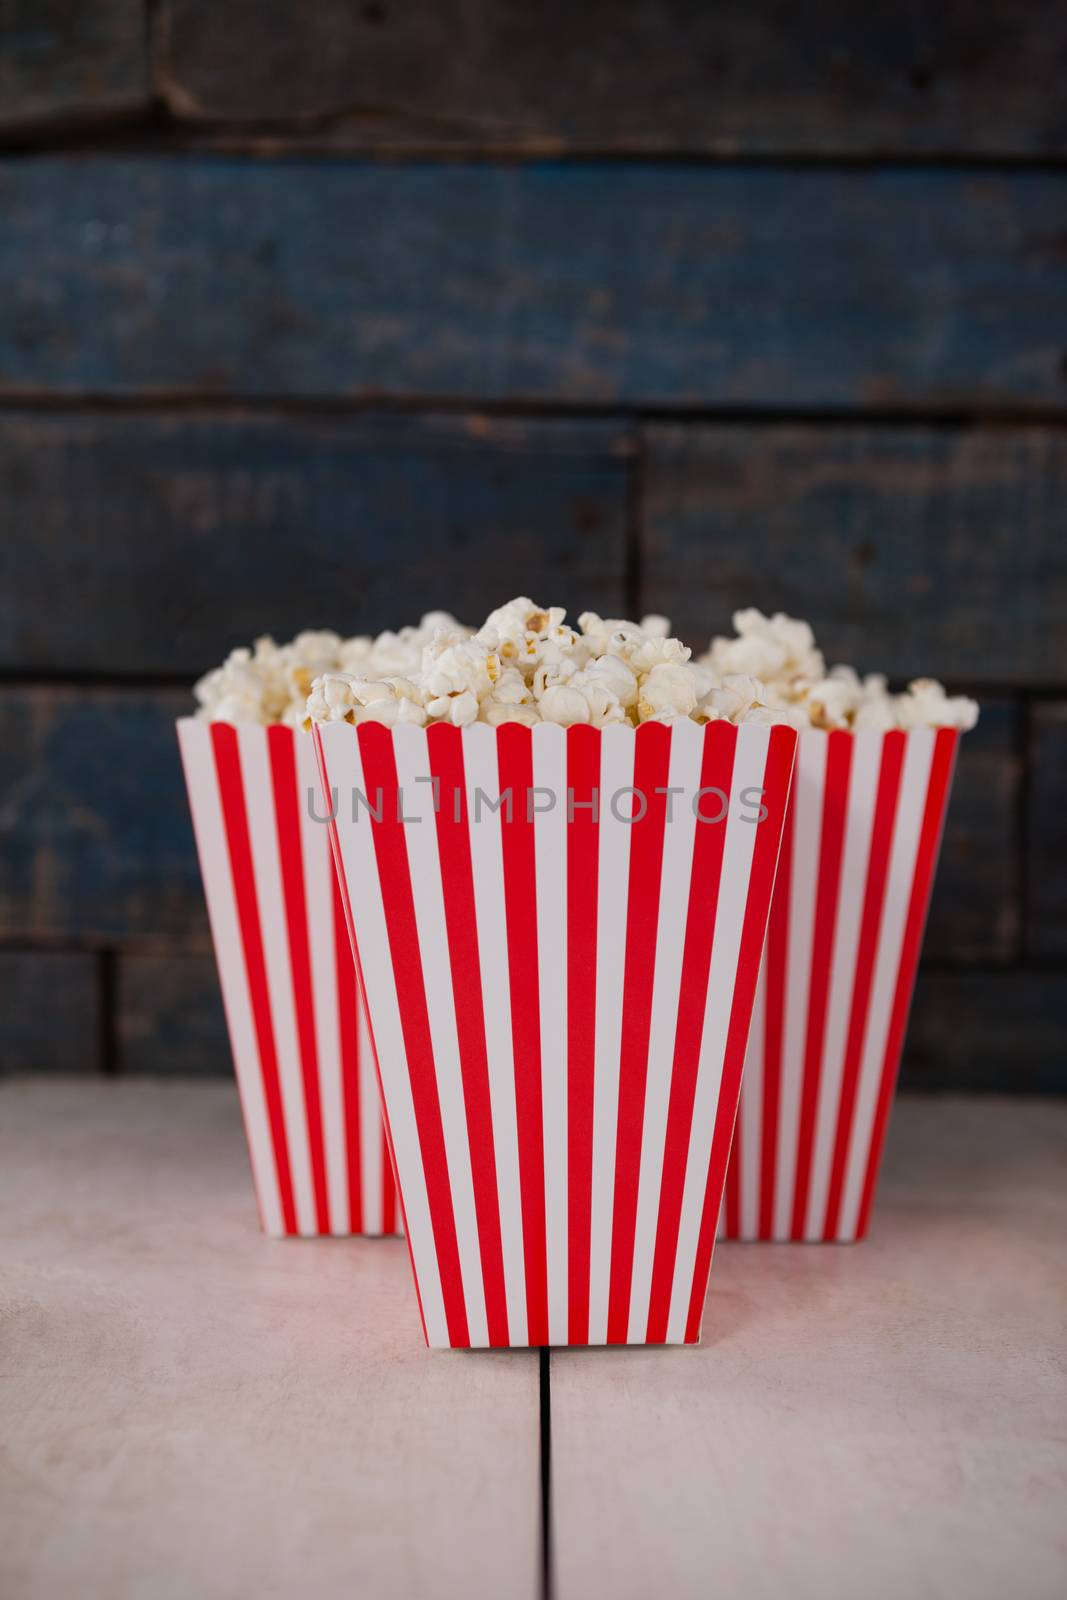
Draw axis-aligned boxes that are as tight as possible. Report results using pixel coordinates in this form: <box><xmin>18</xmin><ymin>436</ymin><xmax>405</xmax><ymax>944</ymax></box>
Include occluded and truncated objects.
<box><xmin>1</xmin><ymin>1082</ymin><xmax>1064</xmax><ymax>1599</ymax></box>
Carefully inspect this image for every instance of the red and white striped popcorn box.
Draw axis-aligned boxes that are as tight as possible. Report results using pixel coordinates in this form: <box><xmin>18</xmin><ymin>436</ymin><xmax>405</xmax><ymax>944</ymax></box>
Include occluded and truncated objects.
<box><xmin>316</xmin><ymin>717</ymin><xmax>797</xmax><ymax>1348</ymax></box>
<box><xmin>720</xmin><ymin>726</ymin><xmax>959</xmax><ymax>1244</ymax></box>
<box><xmin>177</xmin><ymin>719</ymin><xmax>399</xmax><ymax>1237</ymax></box>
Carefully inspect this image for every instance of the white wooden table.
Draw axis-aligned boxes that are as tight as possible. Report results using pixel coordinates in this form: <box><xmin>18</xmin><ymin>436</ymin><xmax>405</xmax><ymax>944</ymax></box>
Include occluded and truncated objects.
<box><xmin>1</xmin><ymin>1081</ymin><xmax>1064</xmax><ymax>1600</ymax></box>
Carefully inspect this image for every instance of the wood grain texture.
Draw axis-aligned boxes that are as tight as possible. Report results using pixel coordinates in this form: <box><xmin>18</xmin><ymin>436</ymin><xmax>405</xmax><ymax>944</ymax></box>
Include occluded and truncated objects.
<box><xmin>0</xmin><ymin>950</ymin><xmax>101</xmax><ymax>1073</ymax></box>
<box><xmin>1</xmin><ymin>160</ymin><xmax>1064</xmax><ymax>409</ymax></box>
<box><xmin>1028</xmin><ymin>701</ymin><xmax>1067</xmax><ymax>962</ymax></box>
<box><xmin>0</xmin><ymin>1077</ymin><xmax>540</xmax><ymax>1599</ymax></box>
<box><xmin>552</xmin><ymin>1097</ymin><xmax>1067</xmax><ymax>1600</ymax></box>
<box><xmin>154</xmin><ymin>0</ymin><xmax>1067</xmax><ymax>157</ymax></box>
<box><xmin>0</xmin><ymin>0</ymin><xmax>148</xmax><ymax>132</ymax></box>
<box><xmin>117</xmin><ymin>953</ymin><xmax>226</xmax><ymax>1076</ymax></box>
<box><xmin>0</xmin><ymin>410</ymin><xmax>629</xmax><ymax>673</ymax></box>
<box><xmin>903</xmin><ymin>972</ymin><xmax>1067</xmax><ymax>1093</ymax></box>
<box><xmin>0</xmin><ymin>687</ymin><xmax>207</xmax><ymax>947</ymax></box>
<box><xmin>924</xmin><ymin>700</ymin><xmax>1020</xmax><ymax>965</ymax></box>
<box><xmin>643</xmin><ymin>426</ymin><xmax>1067</xmax><ymax>684</ymax></box>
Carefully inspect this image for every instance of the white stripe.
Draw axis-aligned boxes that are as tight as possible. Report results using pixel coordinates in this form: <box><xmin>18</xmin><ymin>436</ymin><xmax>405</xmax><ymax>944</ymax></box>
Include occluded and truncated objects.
<box><xmin>317</xmin><ymin>724</ymin><xmax>449</xmax><ymax>1346</ymax></box>
<box><xmin>626</xmin><ymin>720</ymin><xmax>703</xmax><ymax>1341</ymax></box>
<box><xmin>358</xmin><ymin>987</ymin><xmax>384</xmax><ymax>1234</ymax></box>
<box><xmin>296</xmin><ymin>731</ymin><xmax>349</xmax><ymax>1236</ymax></box>
<box><xmin>177</xmin><ymin>721</ymin><xmax>284</xmax><ymax>1237</ymax></box>
<box><xmin>802</xmin><ymin>732</ymin><xmax>881</xmax><ymax>1240</ymax></box>
<box><xmin>738</xmin><ymin>964</ymin><xmax>766</xmax><ymax>1239</ymax></box>
<box><xmin>587</xmin><ymin>728</ymin><xmax>636</xmax><ymax>1344</ymax></box>
<box><xmin>393</xmin><ymin>729</ymin><xmax>488</xmax><ymax>1346</ymax></box>
<box><xmin>532</xmin><ymin>727</ymin><xmax>569</xmax><ymax>1347</ymax></box>
<box><xmin>463</xmin><ymin>724</ymin><xmax>526</xmax><ymax>1344</ymax></box>
<box><xmin>238</xmin><ymin>728</ymin><xmax>317</xmax><ymax>1236</ymax></box>
<box><xmin>666</xmin><ymin>727</ymin><xmax>768</xmax><ymax>1343</ymax></box>
<box><xmin>772</xmin><ymin>732</ymin><xmax>827</xmax><ymax>1239</ymax></box>
<box><xmin>838</xmin><ymin>730</ymin><xmax>937</xmax><ymax>1239</ymax></box>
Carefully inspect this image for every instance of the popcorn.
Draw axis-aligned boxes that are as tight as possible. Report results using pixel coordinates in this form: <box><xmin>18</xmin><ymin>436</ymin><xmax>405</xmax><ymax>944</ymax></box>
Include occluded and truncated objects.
<box><xmin>194</xmin><ymin>612</ymin><xmax>469</xmax><ymax>727</ymax></box>
<box><xmin>305</xmin><ymin>598</ymin><xmax>793</xmax><ymax>731</ymax></box>
<box><xmin>894</xmin><ymin>678</ymin><xmax>980</xmax><ymax>732</ymax></box>
<box><xmin>704</xmin><ymin>608</ymin><xmax>825</xmax><ymax>688</ymax></box>
<box><xmin>201</xmin><ymin>596</ymin><xmax>977</xmax><ymax>741</ymax></box>
<box><xmin>700</xmin><ymin>611</ymin><xmax>979</xmax><ymax>732</ymax></box>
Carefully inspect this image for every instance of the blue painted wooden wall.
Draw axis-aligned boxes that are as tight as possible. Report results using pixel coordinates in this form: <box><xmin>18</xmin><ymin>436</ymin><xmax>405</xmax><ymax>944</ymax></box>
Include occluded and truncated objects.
<box><xmin>1</xmin><ymin>0</ymin><xmax>1065</xmax><ymax>1088</ymax></box>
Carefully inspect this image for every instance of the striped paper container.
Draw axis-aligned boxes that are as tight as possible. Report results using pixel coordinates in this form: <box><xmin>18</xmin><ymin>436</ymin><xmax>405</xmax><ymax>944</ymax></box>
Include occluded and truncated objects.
<box><xmin>316</xmin><ymin>717</ymin><xmax>797</xmax><ymax>1348</ymax></box>
<box><xmin>177</xmin><ymin>719</ymin><xmax>398</xmax><ymax>1238</ymax></box>
<box><xmin>720</xmin><ymin>725</ymin><xmax>960</xmax><ymax>1244</ymax></box>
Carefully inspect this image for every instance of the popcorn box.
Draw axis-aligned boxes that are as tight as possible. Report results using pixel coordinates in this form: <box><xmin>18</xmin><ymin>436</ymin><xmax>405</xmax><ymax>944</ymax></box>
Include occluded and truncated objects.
<box><xmin>177</xmin><ymin>719</ymin><xmax>399</xmax><ymax>1237</ymax></box>
<box><xmin>316</xmin><ymin>718</ymin><xmax>797</xmax><ymax>1347</ymax></box>
<box><xmin>719</xmin><ymin>727</ymin><xmax>959</xmax><ymax>1243</ymax></box>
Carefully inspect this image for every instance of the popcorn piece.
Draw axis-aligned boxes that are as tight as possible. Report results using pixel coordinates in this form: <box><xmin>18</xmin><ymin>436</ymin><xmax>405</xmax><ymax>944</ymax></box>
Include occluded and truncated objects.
<box><xmin>700</xmin><ymin>673</ymin><xmax>764</xmax><ymax>724</ymax></box>
<box><xmin>482</xmin><ymin>701</ymin><xmax>543</xmax><ymax>728</ymax></box>
<box><xmin>539</xmin><ymin>684</ymin><xmax>593</xmax><ymax>726</ymax></box>
<box><xmin>638</xmin><ymin>662</ymin><xmax>709</xmax><ymax>721</ymax></box>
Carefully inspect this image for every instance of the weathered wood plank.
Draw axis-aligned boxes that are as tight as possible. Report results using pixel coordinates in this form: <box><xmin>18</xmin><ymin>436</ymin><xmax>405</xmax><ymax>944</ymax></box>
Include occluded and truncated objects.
<box><xmin>0</xmin><ymin>161</ymin><xmax>1063</xmax><ymax>409</ymax></box>
<box><xmin>643</xmin><ymin>426</ymin><xmax>1067</xmax><ymax>684</ymax></box>
<box><xmin>1027</xmin><ymin>701</ymin><xmax>1067</xmax><ymax>961</ymax></box>
<box><xmin>0</xmin><ymin>950</ymin><xmax>101</xmax><ymax>1073</ymax></box>
<box><xmin>924</xmin><ymin>700</ymin><xmax>1020</xmax><ymax>965</ymax></box>
<box><xmin>0</xmin><ymin>687</ymin><xmax>208</xmax><ymax>947</ymax></box>
<box><xmin>0</xmin><ymin>0</ymin><xmax>148</xmax><ymax>133</ymax></box>
<box><xmin>902</xmin><ymin>973</ymin><xmax>1067</xmax><ymax>1093</ymax></box>
<box><xmin>0</xmin><ymin>411</ymin><xmax>630</xmax><ymax>674</ymax></box>
<box><xmin>117</xmin><ymin>954</ymin><xmax>228</xmax><ymax>1076</ymax></box>
<box><xmin>155</xmin><ymin>0</ymin><xmax>1067</xmax><ymax>158</ymax></box>
<box><xmin>552</xmin><ymin>1098</ymin><xmax>1067</xmax><ymax>1600</ymax></box>
<box><xmin>0</xmin><ymin>1077</ymin><xmax>540</xmax><ymax>1598</ymax></box>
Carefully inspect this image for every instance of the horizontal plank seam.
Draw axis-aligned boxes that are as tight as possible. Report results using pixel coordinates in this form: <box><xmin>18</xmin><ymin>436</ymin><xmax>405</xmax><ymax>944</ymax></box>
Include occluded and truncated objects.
<box><xmin>5</xmin><ymin>130</ymin><xmax>1067</xmax><ymax>168</ymax></box>
<box><xmin>4</xmin><ymin>939</ymin><xmax>1066</xmax><ymax>977</ymax></box>
<box><xmin>2</xmin><ymin>396</ymin><xmax>1067</xmax><ymax>429</ymax></box>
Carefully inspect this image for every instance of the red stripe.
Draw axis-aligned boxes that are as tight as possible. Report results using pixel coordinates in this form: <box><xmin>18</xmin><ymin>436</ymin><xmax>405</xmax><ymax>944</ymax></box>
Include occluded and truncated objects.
<box><xmin>759</xmin><ymin>796</ymin><xmax>794</xmax><ymax>1239</ymax></box>
<box><xmin>607</xmin><ymin>722</ymin><xmax>673</xmax><ymax>1344</ymax></box>
<box><xmin>566</xmin><ymin>725</ymin><xmax>600</xmax><ymax>1344</ymax></box>
<box><xmin>496</xmin><ymin>724</ymin><xmax>548</xmax><ymax>1346</ymax></box>
<box><xmin>790</xmin><ymin>732</ymin><xmax>853</xmax><ymax>1239</ymax></box>
<box><xmin>267</xmin><ymin>726</ymin><xmax>330</xmax><ymax>1234</ymax></box>
<box><xmin>855</xmin><ymin>729</ymin><xmax>959</xmax><ymax>1238</ymax></box>
<box><xmin>685</xmin><ymin>724</ymin><xmax>798</xmax><ymax>1341</ymax></box>
<box><xmin>356</xmin><ymin>723</ymin><xmax>470</xmax><ymax>1347</ymax></box>
<box><xmin>644</xmin><ymin>723</ymin><xmax>737</xmax><ymax>1343</ymax></box>
<box><xmin>426</xmin><ymin>723</ymin><xmax>510</xmax><ymax>1347</ymax></box>
<box><xmin>331</xmin><ymin>864</ymin><xmax>363</xmax><ymax>1233</ymax></box>
<box><xmin>210</xmin><ymin>723</ymin><xmax>297</xmax><ymax>1235</ymax></box>
<box><xmin>822</xmin><ymin>732</ymin><xmax>907</xmax><ymax>1240</ymax></box>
